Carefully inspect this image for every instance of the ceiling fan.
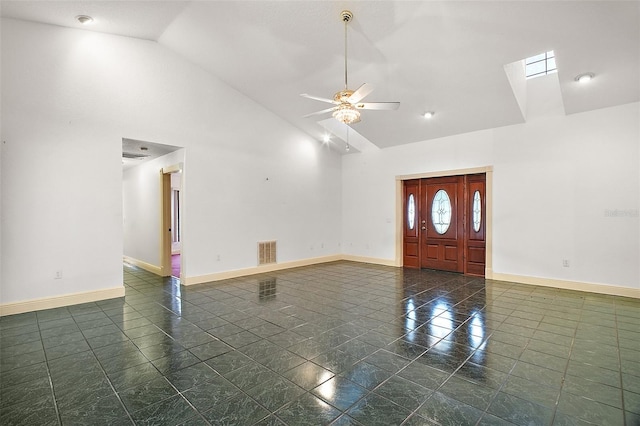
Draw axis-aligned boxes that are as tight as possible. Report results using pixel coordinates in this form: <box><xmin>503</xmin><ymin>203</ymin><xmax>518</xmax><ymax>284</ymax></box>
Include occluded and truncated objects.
<box><xmin>301</xmin><ymin>10</ymin><xmax>400</xmax><ymax>125</ymax></box>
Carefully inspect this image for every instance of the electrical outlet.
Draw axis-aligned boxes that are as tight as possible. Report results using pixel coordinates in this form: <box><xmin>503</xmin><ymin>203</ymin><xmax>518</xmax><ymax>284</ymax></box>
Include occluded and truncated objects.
<box><xmin>562</xmin><ymin>259</ymin><xmax>570</xmax><ymax>267</ymax></box>
<box><xmin>216</xmin><ymin>254</ymin><xmax>221</xmax><ymax>261</ymax></box>
<box><xmin>54</xmin><ymin>270</ymin><xmax>63</xmax><ymax>279</ymax></box>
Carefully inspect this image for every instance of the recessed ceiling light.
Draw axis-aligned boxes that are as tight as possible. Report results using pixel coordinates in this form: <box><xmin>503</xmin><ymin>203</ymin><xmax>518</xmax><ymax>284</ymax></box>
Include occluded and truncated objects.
<box><xmin>575</xmin><ymin>73</ymin><xmax>594</xmax><ymax>83</ymax></box>
<box><xmin>322</xmin><ymin>134</ymin><xmax>331</xmax><ymax>143</ymax></box>
<box><xmin>423</xmin><ymin>111</ymin><xmax>434</xmax><ymax>119</ymax></box>
<box><xmin>75</xmin><ymin>15</ymin><xmax>94</xmax><ymax>25</ymax></box>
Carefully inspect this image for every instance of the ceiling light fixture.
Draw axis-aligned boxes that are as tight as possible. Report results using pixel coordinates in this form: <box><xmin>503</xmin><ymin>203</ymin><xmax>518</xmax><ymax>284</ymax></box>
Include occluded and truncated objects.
<box><xmin>575</xmin><ymin>73</ymin><xmax>594</xmax><ymax>83</ymax></box>
<box><xmin>75</xmin><ymin>15</ymin><xmax>94</xmax><ymax>25</ymax></box>
<box><xmin>423</xmin><ymin>111</ymin><xmax>434</xmax><ymax>119</ymax></box>
<box><xmin>322</xmin><ymin>134</ymin><xmax>331</xmax><ymax>143</ymax></box>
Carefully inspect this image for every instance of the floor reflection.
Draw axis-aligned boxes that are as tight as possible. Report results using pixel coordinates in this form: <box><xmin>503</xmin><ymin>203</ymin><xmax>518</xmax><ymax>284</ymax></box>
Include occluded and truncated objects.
<box><xmin>397</xmin><ymin>271</ymin><xmax>489</xmax><ymax>382</ymax></box>
<box><xmin>259</xmin><ymin>278</ymin><xmax>277</xmax><ymax>301</ymax></box>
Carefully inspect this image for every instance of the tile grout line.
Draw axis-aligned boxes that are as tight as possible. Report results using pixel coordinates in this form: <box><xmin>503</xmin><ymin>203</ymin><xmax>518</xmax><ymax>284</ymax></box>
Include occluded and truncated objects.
<box><xmin>76</xmin><ymin>306</ymin><xmax>137</xmax><ymax>426</ymax></box>
<box><xmin>545</xmin><ymin>293</ymin><xmax>583</xmax><ymax>426</ymax></box>
<box><xmin>472</xmin><ymin>283</ymin><xmax>533</xmax><ymax>425</ymax></box>
<box><xmin>120</xmin><ymin>276</ymin><xmax>203</xmax><ymax>425</ymax></box>
<box><xmin>35</xmin><ymin>313</ymin><xmax>64</xmax><ymax>426</ymax></box>
<box><xmin>614</xmin><ymin>299</ymin><xmax>627</xmax><ymax>426</ymax></box>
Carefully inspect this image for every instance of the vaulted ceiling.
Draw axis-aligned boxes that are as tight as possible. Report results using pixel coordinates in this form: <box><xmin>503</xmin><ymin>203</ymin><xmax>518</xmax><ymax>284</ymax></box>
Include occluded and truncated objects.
<box><xmin>2</xmin><ymin>1</ymin><xmax>639</xmax><ymax>153</ymax></box>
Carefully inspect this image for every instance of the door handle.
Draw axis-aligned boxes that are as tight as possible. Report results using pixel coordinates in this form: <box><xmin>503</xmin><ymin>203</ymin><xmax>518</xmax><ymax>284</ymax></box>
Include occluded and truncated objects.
<box><xmin>421</xmin><ymin>226</ymin><xmax>426</xmax><ymax>230</ymax></box>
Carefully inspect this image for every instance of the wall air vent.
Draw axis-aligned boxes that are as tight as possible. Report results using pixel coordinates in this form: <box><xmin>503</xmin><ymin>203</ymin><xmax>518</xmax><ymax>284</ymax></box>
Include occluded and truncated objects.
<box><xmin>258</xmin><ymin>241</ymin><xmax>277</xmax><ymax>265</ymax></box>
<box><xmin>122</xmin><ymin>152</ymin><xmax>150</xmax><ymax>159</ymax></box>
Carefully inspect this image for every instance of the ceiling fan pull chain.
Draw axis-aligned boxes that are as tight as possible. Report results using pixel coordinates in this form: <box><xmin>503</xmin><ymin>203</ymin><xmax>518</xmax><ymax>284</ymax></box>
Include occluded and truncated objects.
<box><xmin>346</xmin><ymin>125</ymin><xmax>350</xmax><ymax>152</ymax></box>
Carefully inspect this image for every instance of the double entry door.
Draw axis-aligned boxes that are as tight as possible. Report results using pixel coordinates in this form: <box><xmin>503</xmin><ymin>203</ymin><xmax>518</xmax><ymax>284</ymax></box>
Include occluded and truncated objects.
<box><xmin>403</xmin><ymin>174</ymin><xmax>486</xmax><ymax>276</ymax></box>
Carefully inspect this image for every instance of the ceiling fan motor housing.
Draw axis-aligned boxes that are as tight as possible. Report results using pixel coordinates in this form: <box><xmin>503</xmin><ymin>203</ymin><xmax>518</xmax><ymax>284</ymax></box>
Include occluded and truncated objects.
<box><xmin>334</xmin><ymin>90</ymin><xmax>354</xmax><ymax>103</ymax></box>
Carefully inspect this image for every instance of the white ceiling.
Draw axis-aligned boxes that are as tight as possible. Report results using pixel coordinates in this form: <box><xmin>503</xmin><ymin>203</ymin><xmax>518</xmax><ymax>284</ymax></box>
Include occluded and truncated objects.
<box><xmin>2</xmin><ymin>1</ymin><xmax>639</xmax><ymax>153</ymax></box>
<box><xmin>0</xmin><ymin>1</ymin><xmax>188</xmax><ymax>40</ymax></box>
<box><xmin>122</xmin><ymin>138</ymin><xmax>182</xmax><ymax>171</ymax></box>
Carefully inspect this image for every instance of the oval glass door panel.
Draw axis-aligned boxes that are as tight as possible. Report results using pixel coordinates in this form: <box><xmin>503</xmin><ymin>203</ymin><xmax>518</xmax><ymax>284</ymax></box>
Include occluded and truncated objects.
<box><xmin>407</xmin><ymin>193</ymin><xmax>416</xmax><ymax>230</ymax></box>
<box><xmin>472</xmin><ymin>190</ymin><xmax>482</xmax><ymax>232</ymax></box>
<box><xmin>431</xmin><ymin>189</ymin><xmax>452</xmax><ymax>234</ymax></box>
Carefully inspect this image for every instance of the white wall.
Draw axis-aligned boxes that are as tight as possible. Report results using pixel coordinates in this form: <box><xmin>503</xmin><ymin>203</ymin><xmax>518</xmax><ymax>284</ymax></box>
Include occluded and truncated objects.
<box><xmin>342</xmin><ymin>102</ymin><xmax>639</xmax><ymax>290</ymax></box>
<box><xmin>1</xmin><ymin>18</ymin><xmax>342</xmax><ymax>306</ymax></box>
<box><xmin>1</xmin><ymin>113</ymin><xmax>125</xmax><ymax>303</ymax></box>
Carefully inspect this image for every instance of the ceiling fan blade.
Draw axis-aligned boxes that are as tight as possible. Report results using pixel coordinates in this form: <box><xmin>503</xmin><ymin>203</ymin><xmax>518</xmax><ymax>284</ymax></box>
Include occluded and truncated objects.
<box><xmin>300</xmin><ymin>93</ymin><xmax>338</xmax><ymax>104</ymax></box>
<box><xmin>348</xmin><ymin>83</ymin><xmax>374</xmax><ymax>103</ymax></box>
<box><xmin>355</xmin><ymin>102</ymin><xmax>400</xmax><ymax>111</ymax></box>
<box><xmin>302</xmin><ymin>107</ymin><xmax>337</xmax><ymax>118</ymax></box>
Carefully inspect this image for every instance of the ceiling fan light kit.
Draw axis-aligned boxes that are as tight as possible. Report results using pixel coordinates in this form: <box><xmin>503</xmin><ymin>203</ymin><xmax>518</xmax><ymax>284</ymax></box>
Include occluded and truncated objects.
<box><xmin>333</xmin><ymin>103</ymin><xmax>361</xmax><ymax>124</ymax></box>
<box><xmin>301</xmin><ymin>10</ymin><xmax>400</xmax><ymax>127</ymax></box>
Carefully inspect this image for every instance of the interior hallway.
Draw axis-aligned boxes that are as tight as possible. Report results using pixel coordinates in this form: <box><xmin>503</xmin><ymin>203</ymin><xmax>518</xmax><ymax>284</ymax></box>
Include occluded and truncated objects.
<box><xmin>0</xmin><ymin>261</ymin><xmax>638</xmax><ymax>425</ymax></box>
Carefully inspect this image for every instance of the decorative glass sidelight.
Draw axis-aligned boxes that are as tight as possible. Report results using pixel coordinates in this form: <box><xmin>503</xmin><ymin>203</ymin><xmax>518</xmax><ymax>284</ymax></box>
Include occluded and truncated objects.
<box><xmin>432</xmin><ymin>190</ymin><xmax>452</xmax><ymax>234</ymax></box>
<box><xmin>407</xmin><ymin>193</ymin><xmax>416</xmax><ymax>230</ymax></box>
<box><xmin>472</xmin><ymin>190</ymin><xmax>482</xmax><ymax>232</ymax></box>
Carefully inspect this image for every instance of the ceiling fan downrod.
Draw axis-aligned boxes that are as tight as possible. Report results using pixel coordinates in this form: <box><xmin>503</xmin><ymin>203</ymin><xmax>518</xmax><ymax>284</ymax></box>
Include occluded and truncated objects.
<box><xmin>341</xmin><ymin>10</ymin><xmax>353</xmax><ymax>90</ymax></box>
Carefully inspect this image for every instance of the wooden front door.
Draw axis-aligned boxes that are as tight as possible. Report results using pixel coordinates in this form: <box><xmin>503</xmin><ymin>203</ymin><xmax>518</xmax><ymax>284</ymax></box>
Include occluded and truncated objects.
<box><xmin>403</xmin><ymin>179</ymin><xmax>420</xmax><ymax>268</ymax></box>
<box><xmin>422</xmin><ymin>176</ymin><xmax>464</xmax><ymax>272</ymax></box>
<box><xmin>464</xmin><ymin>174</ymin><xmax>486</xmax><ymax>276</ymax></box>
<box><xmin>402</xmin><ymin>173</ymin><xmax>486</xmax><ymax>276</ymax></box>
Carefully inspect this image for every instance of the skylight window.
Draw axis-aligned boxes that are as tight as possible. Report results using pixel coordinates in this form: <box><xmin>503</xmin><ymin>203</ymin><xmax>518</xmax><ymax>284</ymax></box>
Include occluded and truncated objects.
<box><xmin>525</xmin><ymin>51</ymin><xmax>557</xmax><ymax>79</ymax></box>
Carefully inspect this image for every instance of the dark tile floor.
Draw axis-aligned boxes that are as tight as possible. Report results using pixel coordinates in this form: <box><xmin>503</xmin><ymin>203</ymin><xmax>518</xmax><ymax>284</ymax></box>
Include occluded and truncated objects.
<box><xmin>1</xmin><ymin>261</ymin><xmax>639</xmax><ymax>425</ymax></box>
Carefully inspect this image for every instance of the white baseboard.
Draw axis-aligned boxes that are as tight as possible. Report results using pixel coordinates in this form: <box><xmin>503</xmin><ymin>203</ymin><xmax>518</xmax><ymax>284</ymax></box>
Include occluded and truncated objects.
<box><xmin>0</xmin><ymin>286</ymin><xmax>126</xmax><ymax>316</ymax></box>
<box><xmin>485</xmin><ymin>267</ymin><xmax>494</xmax><ymax>279</ymax></box>
<box><xmin>491</xmin><ymin>272</ymin><xmax>640</xmax><ymax>299</ymax></box>
<box><xmin>4</xmin><ymin>259</ymin><xmax>635</xmax><ymax>317</ymax></box>
<box><xmin>183</xmin><ymin>255</ymin><xmax>344</xmax><ymax>285</ymax></box>
<box><xmin>123</xmin><ymin>256</ymin><xmax>162</xmax><ymax>275</ymax></box>
<box><xmin>341</xmin><ymin>254</ymin><xmax>400</xmax><ymax>267</ymax></box>
<box><xmin>131</xmin><ymin>253</ymin><xmax>640</xmax><ymax>299</ymax></box>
